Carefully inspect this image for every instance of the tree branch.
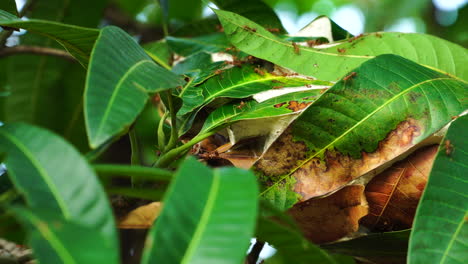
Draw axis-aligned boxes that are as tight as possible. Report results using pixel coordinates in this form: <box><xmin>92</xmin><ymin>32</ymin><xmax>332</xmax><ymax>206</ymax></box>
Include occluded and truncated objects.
<box><xmin>0</xmin><ymin>45</ymin><xmax>77</xmax><ymax>62</ymax></box>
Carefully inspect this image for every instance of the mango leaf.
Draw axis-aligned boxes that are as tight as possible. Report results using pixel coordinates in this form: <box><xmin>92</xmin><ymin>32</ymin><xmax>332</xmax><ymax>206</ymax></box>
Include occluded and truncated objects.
<box><xmin>85</xmin><ymin>26</ymin><xmax>185</xmax><ymax>148</ymax></box>
<box><xmin>0</xmin><ymin>9</ymin><xmax>99</xmax><ymax>67</ymax></box>
<box><xmin>288</xmin><ymin>185</ymin><xmax>368</xmax><ymax>244</ymax></box>
<box><xmin>409</xmin><ymin>115</ymin><xmax>468</xmax><ymax>264</ymax></box>
<box><xmin>214</xmin><ymin>9</ymin><xmax>468</xmax><ymax>81</ymax></box>
<box><xmin>2</xmin><ymin>0</ymin><xmax>106</xmax><ymax>153</ymax></box>
<box><xmin>361</xmin><ymin>144</ymin><xmax>439</xmax><ymax>232</ymax></box>
<box><xmin>178</xmin><ymin>64</ymin><xmax>329</xmax><ymax>116</ymax></box>
<box><xmin>0</xmin><ymin>123</ymin><xmax>117</xmax><ymax>246</ymax></box>
<box><xmin>141</xmin><ymin>157</ymin><xmax>258</xmax><ymax>264</ymax></box>
<box><xmin>255</xmin><ymin>54</ymin><xmax>467</xmax><ymax>208</ymax></box>
<box><xmin>143</xmin><ymin>40</ymin><xmax>172</xmax><ymax>70</ymax></box>
<box><xmin>0</xmin><ymin>2</ymin><xmax>17</xmax><ymax>16</ymax></box>
<box><xmin>255</xmin><ymin>201</ymin><xmax>337</xmax><ymax>264</ymax></box>
<box><xmin>11</xmin><ymin>208</ymin><xmax>119</xmax><ymax>264</ymax></box>
<box><xmin>322</xmin><ymin>230</ymin><xmax>410</xmax><ymax>264</ymax></box>
<box><xmin>213</xmin><ymin>0</ymin><xmax>286</xmax><ymax>33</ymax></box>
<box><xmin>166</xmin><ymin>33</ymin><xmax>230</xmax><ymax>57</ymax></box>
<box><xmin>199</xmin><ymin>89</ymin><xmax>325</xmax><ymax>135</ymax></box>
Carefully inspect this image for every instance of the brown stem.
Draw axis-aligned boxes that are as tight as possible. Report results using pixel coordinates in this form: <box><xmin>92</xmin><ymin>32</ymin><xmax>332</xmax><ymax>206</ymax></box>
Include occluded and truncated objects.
<box><xmin>0</xmin><ymin>45</ymin><xmax>76</xmax><ymax>62</ymax></box>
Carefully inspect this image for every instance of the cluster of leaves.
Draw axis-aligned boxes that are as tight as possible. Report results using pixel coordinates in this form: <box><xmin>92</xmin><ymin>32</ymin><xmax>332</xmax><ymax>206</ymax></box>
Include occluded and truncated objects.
<box><xmin>0</xmin><ymin>0</ymin><xmax>466</xmax><ymax>264</ymax></box>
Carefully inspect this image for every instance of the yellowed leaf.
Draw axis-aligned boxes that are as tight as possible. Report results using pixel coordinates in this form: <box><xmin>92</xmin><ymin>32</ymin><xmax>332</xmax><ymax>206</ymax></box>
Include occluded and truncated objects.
<box><xmin>118</xmin><ymin>202</ymin><xmax>162</xmax><ymax>229</ymax></box>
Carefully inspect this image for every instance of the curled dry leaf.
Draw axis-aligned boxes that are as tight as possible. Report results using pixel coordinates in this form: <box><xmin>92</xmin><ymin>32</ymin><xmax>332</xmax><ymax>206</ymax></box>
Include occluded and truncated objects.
<box><xmin>360</xmin><ymin>145</ymin><xmax>439</xmax><ymax>231</ymax></box>
<box><xmin>257</xmin><ymin>118</ymin><xmax>424</xmax><ymax>201</ymax></box>
<box><xmin>119</xmin><ymin>202</ymin><xmax>162</xmax><ymax>229</ymax></box>
<box><xmin>288</xmin><ymin>185</ymin><xmax>368</xmax><ymax>244</ymax></box>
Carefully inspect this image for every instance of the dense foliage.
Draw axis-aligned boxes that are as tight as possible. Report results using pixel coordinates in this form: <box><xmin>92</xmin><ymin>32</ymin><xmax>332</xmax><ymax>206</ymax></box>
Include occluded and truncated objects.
<box><xmin>0</xmin><ymin>0</ymin><xmax>466</xmax><ymax>264</ymax></box>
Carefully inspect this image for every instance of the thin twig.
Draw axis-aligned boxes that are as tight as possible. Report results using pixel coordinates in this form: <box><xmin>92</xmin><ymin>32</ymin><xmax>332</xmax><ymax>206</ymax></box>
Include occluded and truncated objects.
<box><xmin>246</xmin><ymin>241</ymin><xmax>265</xmax><ymax>264</ymax></box>
<box><xmin>0</xmin><ymin>45</ymin><xmax>76</xmax><ymax>62</ymax></box>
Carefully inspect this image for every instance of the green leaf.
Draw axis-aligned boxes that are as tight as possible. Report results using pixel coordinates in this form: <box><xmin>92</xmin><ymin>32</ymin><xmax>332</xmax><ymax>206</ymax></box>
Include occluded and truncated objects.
<box><xmin>408</xmin><ymin>115</ymin><xmax>468</xmax><ymax>264</ymax></box>
<box><xmin>213</xmin><ymin>0</ymin><xmax>286</xmax><ymax>33</ymax></box>
<box><xmin>256</xmin><ymin>205</ymin><xmax>337</xmax><ymax>264</ymax></box>
<box><xmin>0</xmin><ymin>123</ymin><xmax>117</xmax><ymax>247</ymax></box>
<box><xmin>85</xmin><ymin>26</ymin><xmax>184</xmax><ymax>148</ymax></box>
<box><xmin>166</xmin><ymin>33</ymin><xmax>230</xmax><ymax>57</ymax></box>
<box><xmin>0</xmin><ymin>9</ymin><xmax>99</xmax><ymax>67</ymax></box>
<box><xmin>200</xmin><ymin>89</ymin><xmax>326</xmax><ymax>135</ymax></box>
<box><xmin>2</xmin><ymin>0</ymin><xmax>106</xmax><ymax>153</ymax></box>
<box><xmin>178</xmin><ymin>64</ymin><xmax>328</xmax><ymax>116</ymax></box>
<box><xmin>0</xmin><ymin>2</ymin><xmax>17</xmax><ymax>16</ymax></box>
<box><xmin>322</xmin><ymin>230</ymin><xmax>410</xmax><ymax>264</ymax></box>
<box><xmin>256</xmin><ymin>54</ymin><xmax>467</xmax><ymax>206</ymax></box>
<box><xmin>11</xmin><ymin>208</ymin><xmax>119</xmax><ymax>264</ymax></box>
<box><xmin>141</xmin><ymin>157</ymin><xmax>258</xmax><ymax>264</ymax></box>
<box><xmin>214</xmin><ymin>9</ymin><xmax>468</xmax><ymax>81</ymax></box>
<box><xmin>143</xmin><ymin>40</ymin><xmax>172</xmax><ymax>70</ymax></box>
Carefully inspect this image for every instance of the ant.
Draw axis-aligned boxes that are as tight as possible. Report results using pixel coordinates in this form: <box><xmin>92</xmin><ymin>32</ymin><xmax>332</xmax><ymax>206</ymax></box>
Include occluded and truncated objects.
<box><xmin>236</xmin><ymin>101</ymin><xmax>247</xmax><ymax>110</ymax></box>
<box><xmin>292</xmin><ymin>42</ymin><xmax>300</xmax><ymax>54</ymax></box>
<box><xmin>343</xmin><ymin>72</ymin><xmax>357</xmax><ymax>82</ymax></box>
<box><xmin>445</xmin><ymin>140</ymin><xmax>453</xmax><ymax>156</ymax></box>
<box><xmin>254</xmin><ymin>67</ymin><xmax>265</xmax><ymax>76</ymax></box>
<box><xmin>243</xmin><ymin>25</ymin><xmax>257</xmax><ymax>32</ymax></box>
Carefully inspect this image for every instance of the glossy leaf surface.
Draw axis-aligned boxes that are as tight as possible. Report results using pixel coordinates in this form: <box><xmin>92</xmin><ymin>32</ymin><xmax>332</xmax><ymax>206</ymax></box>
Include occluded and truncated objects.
<box><xmin>255</xmin><ymin>54</ymin><xmax>467</xmax><ymax>207</ymax></box>
<box><xmin>141</xmin><ymin>157</ymin><xmax>258</xmax><ymax>264</ymax></box>
<box><xmin>85</xmin><ymin>26</ymin><xmax>184</xmax><ymax>148</ymax></box>
<box><xmin>178</xmin><ymin>64</ymin><xmax>328</xmax><ymax>116</ymax></box>
<box><xmin>215</xmin><ymin>9</ymin><xmax>468</xmax><ymax>81</ymax></box>
<box><xmin>200</xmin><ymin>89</ymin><xmax>325</xmax><ymax>135</ymax></box>
<box><xmin>0</xmin><ymin>123</ymin><xmax>117</xmax><ymax>244</ymax></box>
<box><xmin>409</xmin><ymin>115</ymin><xmax>468</xmax><ymax>264</ymax></box>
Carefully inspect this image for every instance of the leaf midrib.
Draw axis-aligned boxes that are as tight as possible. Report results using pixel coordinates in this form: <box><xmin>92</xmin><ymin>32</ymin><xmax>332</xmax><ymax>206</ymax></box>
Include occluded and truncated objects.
<box><xmin>219</xmin><ymin>10</ymin><xmax>371</xmax><ymax>59</ymax></box>
<box><xmin>0</xmin><ymin>130</ymin><xmax>71</xmax><ymax>218</ymax></box>
<box><xmin>439</xmin><ymin>212</ymin><xmax>467</xmax><ymax>264</ymax></box>
<box><xmin>181</xmin><ymin>171</ymin><xmax>221</xmax><ymax>263</ymax></box>
<box><xmin>93</xmin><ymin>59</ymin><xmax>152</xmax><ymax>144</ymax></box>
<box><xmin>0</xmin><ymin>20</ymin><xmax>98</xmax><ymax>59</ymax></box>
<box><xmin>27</xmin><ymin>212</ymin><xmax>77</xmax><ymax>264</ymax></box>
<box><xmin>260</xmin><ymin>77</ymin><xmax>452</xmax><ymax>197</ymax></box>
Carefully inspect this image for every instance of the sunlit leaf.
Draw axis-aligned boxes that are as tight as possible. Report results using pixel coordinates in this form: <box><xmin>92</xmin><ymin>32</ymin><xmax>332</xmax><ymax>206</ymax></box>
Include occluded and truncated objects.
<box><xmin>215</xmin><ymin>9</ymin><xmax>468</xmax><ymax>81</ymax></box>
<box><xmin>200</xmin><ymin>89</ymin><xmax>325</xmax><ymax>135</ymax></box>
<box><xmin>178</xmin><ymin>64</ymin><xmax>328</xmax><ymax>116</ymax></box>
<box><xmin>255</xmin><ymin>54</ymin><xmax>467</xmax><ymax>209</ymax></box>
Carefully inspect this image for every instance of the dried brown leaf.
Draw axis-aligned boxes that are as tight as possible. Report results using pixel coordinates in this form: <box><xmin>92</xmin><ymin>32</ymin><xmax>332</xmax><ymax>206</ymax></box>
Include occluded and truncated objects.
<box><xmin>360</xmin><ymin>145</ymin><xmax>438</xmax><ymax>231</ymax></box>
<box><xmin>288</xmin><ymin>185</ymin><xmax>368</xmax><ymax>244</ymax></box>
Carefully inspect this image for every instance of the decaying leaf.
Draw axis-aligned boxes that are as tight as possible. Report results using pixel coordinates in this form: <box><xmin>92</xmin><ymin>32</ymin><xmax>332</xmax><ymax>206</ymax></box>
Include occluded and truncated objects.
<box><xmin>288</xmin><ymin>185</ymin><xmax>368</xmax><ymax>244</ymax></box>
<box><xmin>119</xmin><ymin>202</ymin><xmax>162</xmax><ymax>229</ymax></box>
<box><xmin>360</xmin><ymin>145</ymin><xmax>438</xmax><ymax>231</ymax></box>
<box><xmin>255</xmin><ymin>54</ymin><xmax>466</xmax><ymax>209</ymax></box>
